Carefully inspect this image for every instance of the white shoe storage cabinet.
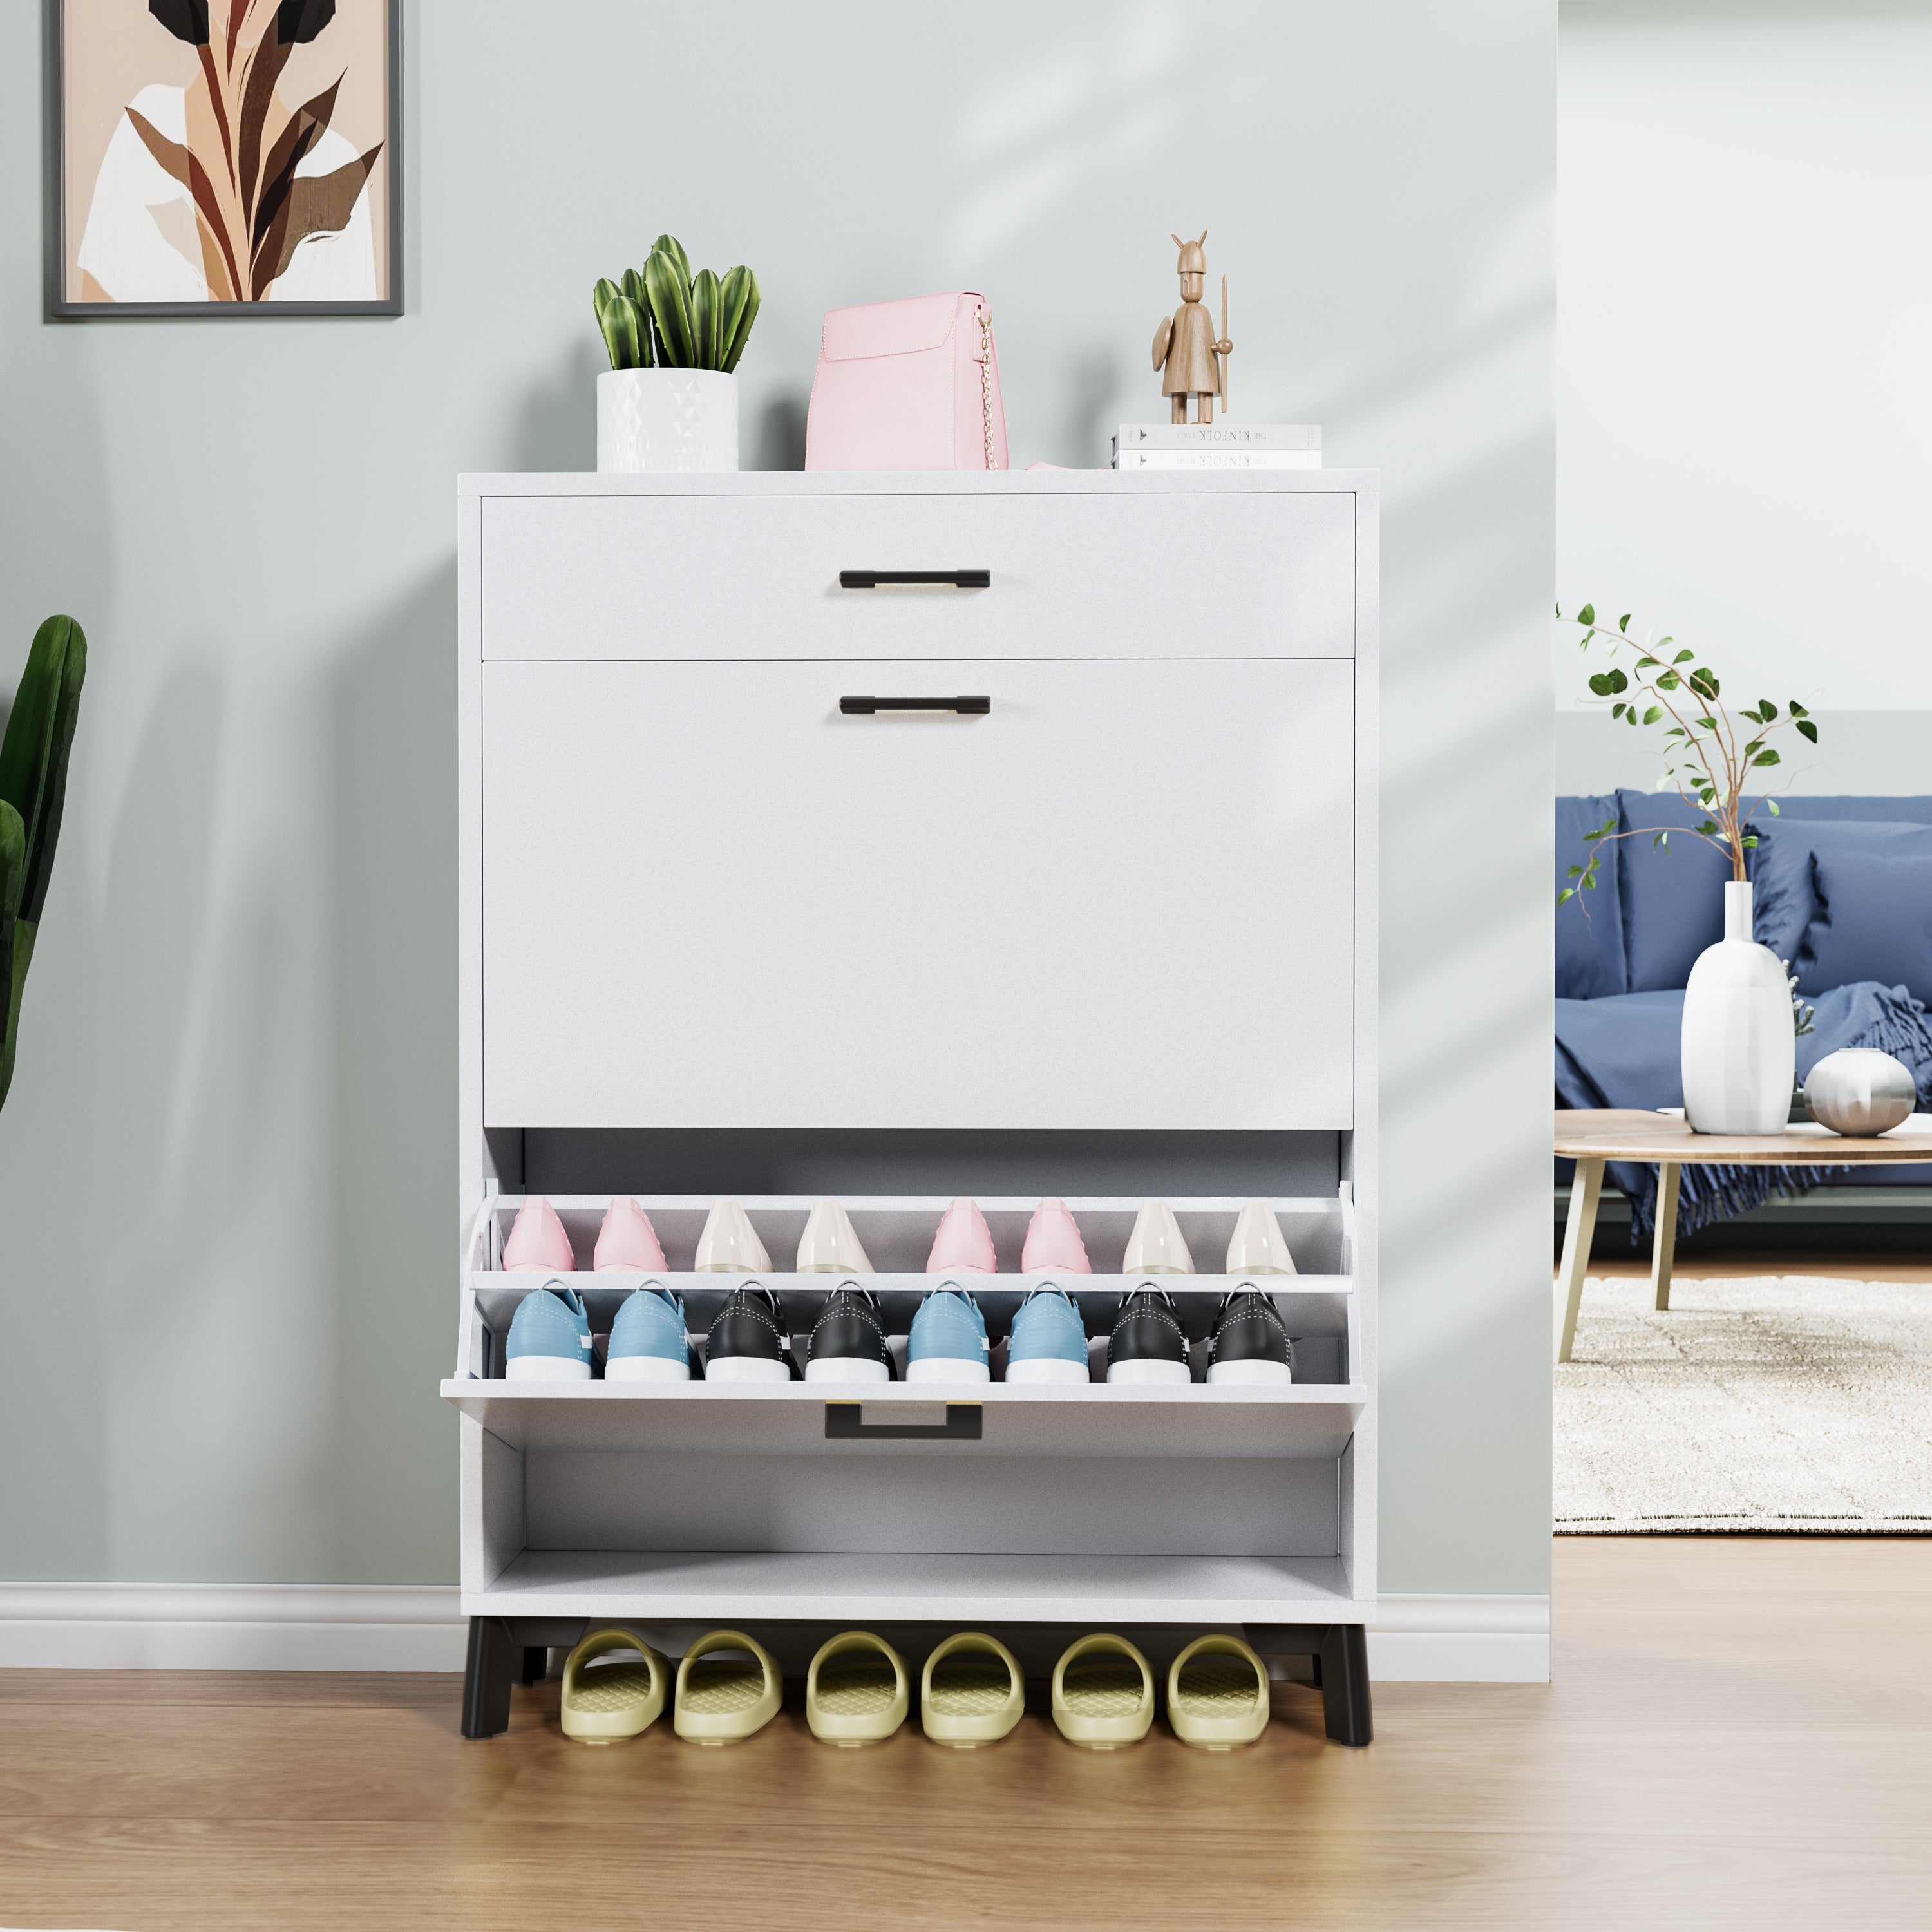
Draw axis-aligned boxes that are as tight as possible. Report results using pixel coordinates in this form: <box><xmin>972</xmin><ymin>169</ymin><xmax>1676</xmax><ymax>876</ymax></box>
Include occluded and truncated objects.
<box><xmin>452</xmin><ymin>471</ymin><xmax>1378</xmax><ymax>1746</ymax></box>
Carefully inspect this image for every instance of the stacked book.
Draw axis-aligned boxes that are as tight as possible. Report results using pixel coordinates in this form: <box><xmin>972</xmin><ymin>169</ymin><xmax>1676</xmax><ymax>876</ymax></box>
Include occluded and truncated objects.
<box><xmin>1111</xmin><ymin>423</ymin><xmax>1321</xmax><ymax>471</ymax></box>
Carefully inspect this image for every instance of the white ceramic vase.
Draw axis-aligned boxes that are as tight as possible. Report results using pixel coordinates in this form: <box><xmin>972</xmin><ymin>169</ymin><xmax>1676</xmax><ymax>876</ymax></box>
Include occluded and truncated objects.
<box><xmin>596</xmin><ymin>368</ymin><xmax>739</xmax><ymax>473</ymax></box>
<box><xmin>1681</xmin><ymin>880</ymin><xmax>1795</xmax><ymax>1135</ymax></box>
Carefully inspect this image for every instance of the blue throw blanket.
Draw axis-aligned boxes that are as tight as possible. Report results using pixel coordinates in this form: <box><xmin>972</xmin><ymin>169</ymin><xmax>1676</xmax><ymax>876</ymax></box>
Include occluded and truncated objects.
<box><xmin>1555</xmin><ymin>981</ymin><xmax>1932</xmax><ymax>1240</ymax></box>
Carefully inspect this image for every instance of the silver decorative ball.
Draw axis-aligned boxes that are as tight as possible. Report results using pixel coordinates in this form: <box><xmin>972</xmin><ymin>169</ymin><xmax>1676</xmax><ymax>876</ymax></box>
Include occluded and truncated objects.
<box><xmin>1802</xmin><ymin>1048</ymin><xmax>1917</xmax><ymax>1137</ymax></box>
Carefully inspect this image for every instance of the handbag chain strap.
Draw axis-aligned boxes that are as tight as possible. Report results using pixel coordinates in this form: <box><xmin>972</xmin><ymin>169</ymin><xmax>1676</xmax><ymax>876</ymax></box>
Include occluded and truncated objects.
<box><xmin>978</xmin><ymin>308</ymin><xmax>996</xmax><ymax>469</ymax></box>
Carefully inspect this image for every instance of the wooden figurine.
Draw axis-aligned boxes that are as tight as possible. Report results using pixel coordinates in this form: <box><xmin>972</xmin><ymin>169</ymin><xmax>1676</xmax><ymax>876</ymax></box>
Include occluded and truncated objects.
<box><xmin>1152</xmin><ymin>232</ymin><xmax>1233</xmax><ymax>424</ymax></box>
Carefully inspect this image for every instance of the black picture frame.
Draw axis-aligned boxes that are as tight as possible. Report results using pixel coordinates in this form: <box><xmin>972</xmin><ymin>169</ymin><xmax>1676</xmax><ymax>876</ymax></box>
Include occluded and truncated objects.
<box><xmin>44</xmin><ymin>0</ymin><xmax>402</xmax><ymax>319</ymax></box>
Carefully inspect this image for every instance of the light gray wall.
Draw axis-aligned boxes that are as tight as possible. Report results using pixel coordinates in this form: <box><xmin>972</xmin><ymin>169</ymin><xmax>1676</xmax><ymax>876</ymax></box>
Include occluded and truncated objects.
<box><xmin>0</xmin><ymin>2</ymin><xmax>1553</xmax><ymax>1596</ymax></box>
<box><xmin>1557</xmin><ymin>710</ymin><xmax>1932</xmax><ymax>800</ymax></box>
<box><xmin>1558</xmin><ymin>1</ymin><xmax>1932</xmax><ymax>772</ymax></box>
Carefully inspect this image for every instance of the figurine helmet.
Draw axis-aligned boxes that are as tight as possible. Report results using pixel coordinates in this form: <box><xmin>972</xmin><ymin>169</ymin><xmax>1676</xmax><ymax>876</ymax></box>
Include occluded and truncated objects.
<box><xmin>1171</xmin><ymin>230</ymin><xmax>1208</xmax><ymax>274</ymax></box>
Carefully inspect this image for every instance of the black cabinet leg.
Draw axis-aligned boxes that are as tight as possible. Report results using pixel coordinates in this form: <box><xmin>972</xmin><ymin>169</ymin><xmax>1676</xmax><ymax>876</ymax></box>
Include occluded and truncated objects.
<box><xmin>461</xmin><ymin>1616</ymin><xmax>516</xmax><ymax>1739</ymax></box>
<box><xmin>515</xmin><ymin>1645</ymin><xmax>549</xmax><ymax>1685</ymax></box>
<box><xmin>1316</xmin><ymin>1623</ymin><xmax>1373</xmax><ymax>1746</ymax></box>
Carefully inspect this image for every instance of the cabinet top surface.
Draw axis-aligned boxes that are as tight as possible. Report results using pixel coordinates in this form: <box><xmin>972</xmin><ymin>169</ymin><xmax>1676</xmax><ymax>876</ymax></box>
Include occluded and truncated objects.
<box><xmin>459</xmin><ymin>469</ymin><xmax>1378</xmax><ymax>500</ymax></box>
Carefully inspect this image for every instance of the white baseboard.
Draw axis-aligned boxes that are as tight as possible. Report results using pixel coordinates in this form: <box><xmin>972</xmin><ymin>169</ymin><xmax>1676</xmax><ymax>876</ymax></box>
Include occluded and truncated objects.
<box><xmin>0</xmin><ymin>1582</ymin><xmax>1553</xmax><ymax>1683</ymax></box>
<box><xmin>1368</xmin><ymin>1592</ymin><xmax>1551</xmax><ymax>1683</ymax></box>
<box><xmin>0</xmin><ymin>1582</ymin><xmax>468</xmax><ymax>1671</ymax></box>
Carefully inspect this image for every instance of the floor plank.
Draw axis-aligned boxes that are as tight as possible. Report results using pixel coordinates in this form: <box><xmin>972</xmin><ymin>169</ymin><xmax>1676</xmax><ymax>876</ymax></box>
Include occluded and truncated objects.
<box><xmin>3</xmin><ymin>1539</ymin><xmax>1930</xmax><ymax>1929</ymax></box>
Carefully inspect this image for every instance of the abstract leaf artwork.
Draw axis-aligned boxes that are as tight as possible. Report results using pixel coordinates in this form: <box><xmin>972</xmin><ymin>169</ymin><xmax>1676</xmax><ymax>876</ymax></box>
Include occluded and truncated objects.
<box><xmin>52</xmin><ymin>0</ymin><xmax>399</xmax><ymax>316</ymax></box>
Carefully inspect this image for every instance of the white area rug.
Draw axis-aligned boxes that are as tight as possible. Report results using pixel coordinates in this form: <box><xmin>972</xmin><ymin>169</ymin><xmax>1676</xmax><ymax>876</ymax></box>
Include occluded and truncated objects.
<box><xmin>1556</xmin><ymin>1274</ymin><xmax>1932</xmax><ymax>1533</ymax></box>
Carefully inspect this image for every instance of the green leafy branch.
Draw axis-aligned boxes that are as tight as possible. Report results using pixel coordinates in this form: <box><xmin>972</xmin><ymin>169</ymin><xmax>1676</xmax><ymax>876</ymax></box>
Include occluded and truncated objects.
<box><xmin>1557</xmin><ymin>602</ymin><xmax>1820</xmax><ymax>911</ymax></box>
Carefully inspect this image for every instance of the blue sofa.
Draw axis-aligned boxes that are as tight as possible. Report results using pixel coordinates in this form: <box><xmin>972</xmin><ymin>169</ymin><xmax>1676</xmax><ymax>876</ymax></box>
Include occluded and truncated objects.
<box><xmin>1556</xmin><ymin>788</ymin><xmax>1932</xmax><ymax>1230</ymax></box>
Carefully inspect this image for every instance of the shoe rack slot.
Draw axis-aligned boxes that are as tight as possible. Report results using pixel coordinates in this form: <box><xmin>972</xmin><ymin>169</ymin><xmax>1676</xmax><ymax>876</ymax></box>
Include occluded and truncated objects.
<box><xmin>470</xmin><ymin>1195</ymin><xmax>1355</xmax><ymax>1276</ymax></box>
<box><xmin>517</xmin><ymin>1455</ymin><xmax>1341</xmax><ymax>1560</ymax></box>
<box><xmin>471</xmin><ymin>1273</ymin><xmax>1352</xmax><ymax>1334</ymax></box>
<box><xmin>460</xmin><ymin>1283</ymin><xmax>1352</xmax><ymax>1391</ymax></box>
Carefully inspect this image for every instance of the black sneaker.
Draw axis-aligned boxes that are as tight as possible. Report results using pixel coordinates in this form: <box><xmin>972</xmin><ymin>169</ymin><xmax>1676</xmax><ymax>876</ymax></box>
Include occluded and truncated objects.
<box><xmin>1206</xmin><ymin>1286</ymin><xmax>1293</xmax><ymax>1386</ymax></box>
<box><xmin>1106</xmin><ymin>1287</ymin><xmax>1191</xmax><ymax>1387</ymax></box>
<box><xmin>804</xmin><ymin>1283</ymin><xmax>891</xmax><ymax>1385</ymax></box>
<box><xmin>704</xmin><ymin>1285</ymin><xmax>796</xmax><ymax>1384</ymax></box>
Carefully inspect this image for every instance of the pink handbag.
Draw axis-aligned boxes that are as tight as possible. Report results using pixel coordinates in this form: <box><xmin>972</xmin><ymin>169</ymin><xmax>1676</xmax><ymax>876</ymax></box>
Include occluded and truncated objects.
<box><xmin>805</xmin><ymin>292</ymin><xmax>1009</xmax><ymax>471</ymax></box>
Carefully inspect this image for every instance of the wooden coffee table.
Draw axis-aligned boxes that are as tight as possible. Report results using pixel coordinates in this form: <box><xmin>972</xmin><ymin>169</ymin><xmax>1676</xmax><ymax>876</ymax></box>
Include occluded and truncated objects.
<box><xmin>1553</xmin><ymin>1108</ymin><xmax>1932</xmax><ymax>1361</ymax></box>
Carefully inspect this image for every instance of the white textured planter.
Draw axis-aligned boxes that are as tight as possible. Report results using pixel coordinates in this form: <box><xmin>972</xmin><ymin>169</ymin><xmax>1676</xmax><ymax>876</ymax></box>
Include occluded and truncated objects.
<box><xmin>596</xmin><ymin>368</ymin><xmax>738</xmax><ymax>473</ymax></box>
<box><xmin>1681</xmin><ymin>880</ymin><xmax>1795</xmax><ymax>1135</ymax></box>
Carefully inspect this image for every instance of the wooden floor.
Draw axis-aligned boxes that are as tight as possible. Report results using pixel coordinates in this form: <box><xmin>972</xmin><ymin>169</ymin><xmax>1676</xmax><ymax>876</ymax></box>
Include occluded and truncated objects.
<box><xmin>4</xmin><ymin>1539</ymin><xmax>1931</xmax><ymax>1929</ymax></box>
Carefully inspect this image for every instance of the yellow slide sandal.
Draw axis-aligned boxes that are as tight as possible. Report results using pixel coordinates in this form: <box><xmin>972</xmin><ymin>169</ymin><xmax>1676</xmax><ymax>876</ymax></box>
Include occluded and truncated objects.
<box><xmin>674</xmin><ymin>1629</ymin><xmax>784</xmax><ymax>1745</ymax></box>
<box><xmin>920</xmin><ymin>1631</ymin><xmax>1025</xmax><ymax>1748</ymax></box>
<box><xmin>1166</xmin><ymin>1634</ymin><xmax>1270</xmax><ymax>1750</ymax></box>
<box><xmin>806</xmin><ymin>1631</ymin><xmax>909</xmax><ymax>1746</ymax></box>
<box><xmin>559</xmin><ymin>1627</ymin><xmax>668</xmax><ymax>1745</ymax></box>
<box><xmin>1051</xmin><ymin>1633</ymin><xmax>1155</xmax><ymax>1750</ymax></box>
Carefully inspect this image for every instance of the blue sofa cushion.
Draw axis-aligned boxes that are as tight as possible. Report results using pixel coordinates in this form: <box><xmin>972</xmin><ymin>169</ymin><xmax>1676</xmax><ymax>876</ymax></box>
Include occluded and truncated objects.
<box><xmin>1615</xmin><ymin>788</ymin><xmax>1738</xmax><ymax>992</ymax></box>
<box><xmin>1558</xmin><ymin>794</ymin><xmax>1932</xmax><ymax>992</ymax></box>
<box><xmin>1750</xmin><ymin>818</ymin><xmax>1932</xmax><ymax>967</ymax></box>
<box><xmin>1801</xmin><ymin>846</ymin><xmax>1932</xmax><ymax>1006</ymax></box>
<box><xmin>1554</xmin><ymin>792</ymin><xmax>1627</xmax><ymax>998</ymax></box>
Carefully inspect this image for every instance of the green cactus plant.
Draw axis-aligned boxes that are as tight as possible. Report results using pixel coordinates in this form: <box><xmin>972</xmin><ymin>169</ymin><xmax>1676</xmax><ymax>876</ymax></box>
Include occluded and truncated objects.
<box><xmin>593</xmin><ymin>234</ymin><xmax>760</xmax><ymax>375</ymax></box>
<box><xmin>0</xmin><ymin>614</ymin><xmax>86</xmax><ymax>1112</ymax></box>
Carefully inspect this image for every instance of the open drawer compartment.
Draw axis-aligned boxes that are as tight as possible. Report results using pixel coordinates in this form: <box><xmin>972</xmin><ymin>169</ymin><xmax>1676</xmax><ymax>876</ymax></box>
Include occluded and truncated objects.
<box><xmin>455</xmin><ymin>1192</ymin><xmax>1361</xmax><ymax>1383</ymax></box>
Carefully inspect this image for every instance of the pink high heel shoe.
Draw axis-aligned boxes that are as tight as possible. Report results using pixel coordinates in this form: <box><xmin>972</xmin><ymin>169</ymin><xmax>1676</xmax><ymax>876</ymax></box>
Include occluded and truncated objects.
<box><xmin>1021</xmin><ymin>1199</ymin><xmax>1092</xmax><ymax>1275</ymax></box>
<box><xmin>502</xmin><ymin>1196</ymin><xmax>575</xmax><ymax>1272</ymax></box>
<box><xmin>926</xmin><ymin>1198</ymin><xmax>998</xmax><ymax>1274</ymax></box>
<box><xmin>594</xmin><ymin>1197</ymin><xmax>668</xmax><ymax>1271</ymax></box>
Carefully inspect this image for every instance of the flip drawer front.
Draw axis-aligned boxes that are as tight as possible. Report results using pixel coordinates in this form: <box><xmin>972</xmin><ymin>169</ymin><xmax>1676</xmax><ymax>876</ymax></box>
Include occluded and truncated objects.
<box><xmin>477</xmin><ymin>487</ymin><xmax>1358</xmax><ymax>662</ymax></box>
<box><xmin>481</xmin><ymin>655</ymin><xmax>1355</xmax><ymax>1130</ymax></box>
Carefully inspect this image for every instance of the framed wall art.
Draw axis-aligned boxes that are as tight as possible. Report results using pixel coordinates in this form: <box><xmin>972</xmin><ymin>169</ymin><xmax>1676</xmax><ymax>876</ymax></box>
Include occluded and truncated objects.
<box><xmin>48</xmin><ymin>0</ymin><xmax>401</xmax><ymax>317</ymax></box>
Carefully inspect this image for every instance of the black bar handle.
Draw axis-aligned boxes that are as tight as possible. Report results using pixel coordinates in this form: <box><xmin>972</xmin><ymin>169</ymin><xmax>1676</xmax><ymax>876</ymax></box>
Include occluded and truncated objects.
<box><xmin>839</xmin><ymin>569</ymin><xmax>990</xmax><ymax>589</ymax></box>
<box><xmin>824</xmin><ymin>1403</ymin><xmax>983</xmax><ymax>1441</ymax></box>
<box><xmin>840</xmin><ymin>696</ymin><xmax>990</xmax><ymax>715</ymax></box>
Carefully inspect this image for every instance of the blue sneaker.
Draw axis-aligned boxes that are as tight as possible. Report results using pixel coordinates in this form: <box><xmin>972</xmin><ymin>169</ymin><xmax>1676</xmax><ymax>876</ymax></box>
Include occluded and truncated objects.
<box><xmin>1006</xmin><ymin>1287</ymin><xmax>1090</xmax><ymax>1385</ymax></box>
<box><xmin>906</xmin><ymin>1282</ymin><xmax>990</xmax><ymax>1385</ymax></box>
<box><xmin>506</xmin><ymin>1281</ymin><xmax>592</xmax><ymax>1381</ymax></box>
<box><xmin>606</xmin><ymin>1283</ymin><xmax>691</xmax><ymax>1383</ymax></box>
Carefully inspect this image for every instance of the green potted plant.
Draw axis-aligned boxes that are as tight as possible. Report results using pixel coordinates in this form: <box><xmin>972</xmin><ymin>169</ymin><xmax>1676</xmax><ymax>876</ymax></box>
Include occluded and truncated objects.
<box><xmin>1</xmin><ymin>616</ymin><xmax>86</xmax><ymax>1112</ymax></box>
<box><xmin>593</xmin><ymin>236</ymin><xmax>760</xmax><ymax>473</ymax></box>
<box><xmin>1558</xmin><ymin>603</ymin><xmax>1819</xmax><ymax>1134</ymax></box>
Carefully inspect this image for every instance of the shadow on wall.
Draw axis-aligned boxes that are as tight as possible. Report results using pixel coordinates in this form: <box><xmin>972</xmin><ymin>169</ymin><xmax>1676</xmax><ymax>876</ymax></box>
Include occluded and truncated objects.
<box><xmin>0</xmin><ymin>572</ymin><xmax>462</xmax><ymax>1582</ymax></box>
<box><xmin>509</xmin><ymin>341</ymin><xmax>603</xmax><ymax>471</ymax></box>
<box><xmin>328</xmin><ymin>560</ymin><xmax>460</xmax><ymax>1581</ymax></box>
<box><xmin>1059</xmin><ymin>348</ymin><xmax>1119</xmax><ymax>470</ymax></box>
<box><xmin>0</xmin><ymin>659</ymin><xmax>227</xmax><ymax>1574</ymax></box>
<box><xmin>755</xmin><ymin>394</ymin><xmax>809</xmax><ymax>471</ymax></box>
